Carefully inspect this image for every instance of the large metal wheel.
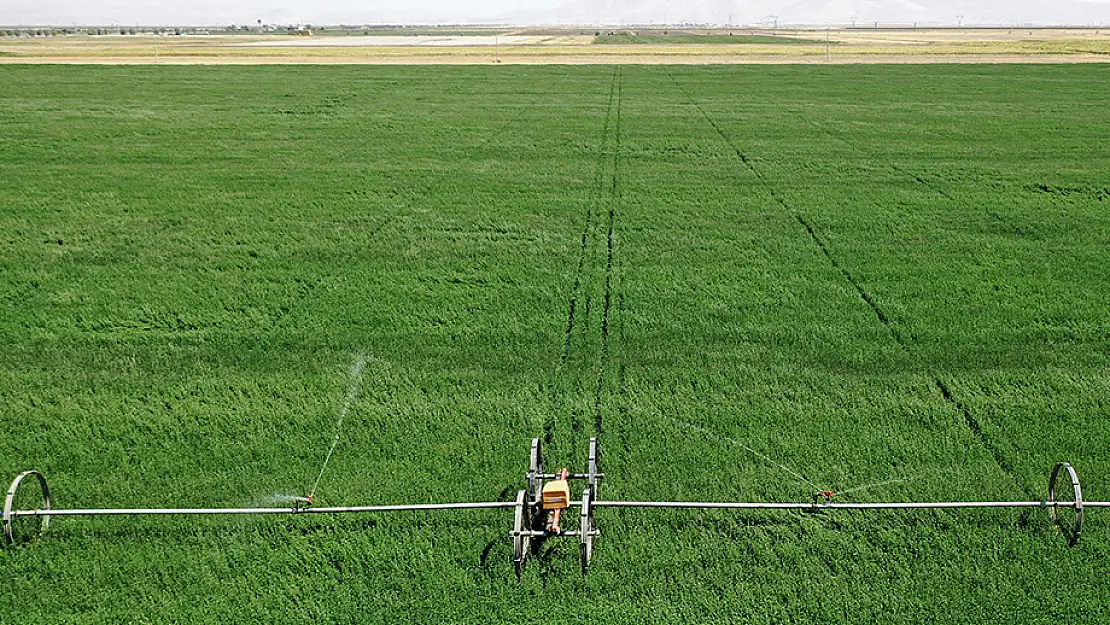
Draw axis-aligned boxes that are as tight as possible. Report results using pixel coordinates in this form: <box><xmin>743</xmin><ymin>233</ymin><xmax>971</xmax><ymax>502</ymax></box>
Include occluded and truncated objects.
<box><xmin>587</xmin><ymin>437</ymin><xmax>601</xmax><ymax>498</ymax></box>
<box><xmin>1049</xmin><ymin>462</ymin><xmax>1083</xmax><ymax>546</ymax></box>
<box><xmin>3</xmin><ymin>471</ymin><xmax>51</xmax><ymax>547</ymax></box>
<box><xmin>527</xmin><ymin>438</ymin><xmax>544</xmax><ymax>506</ymax></box>
<box><xmin>512</xmin><ymin>489</ymin><xmax>530</xmax><ymax>580</ymax></box>
<box><xmin>579</xmin><ymin>487</ymin><xmax>595</xmax><ymax>575</ymax></box>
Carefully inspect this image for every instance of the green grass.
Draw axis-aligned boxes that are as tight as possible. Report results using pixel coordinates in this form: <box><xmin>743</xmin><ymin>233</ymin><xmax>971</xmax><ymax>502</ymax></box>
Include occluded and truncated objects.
<box><xmin>1</xmin><ymin>64</ymin><xmax>1109</xmax><ymax>624</ymax></box>
<box><xmin>593</xmin><ymin>33</ymin><xmax>821</xmax><ymax>44</ymax></box>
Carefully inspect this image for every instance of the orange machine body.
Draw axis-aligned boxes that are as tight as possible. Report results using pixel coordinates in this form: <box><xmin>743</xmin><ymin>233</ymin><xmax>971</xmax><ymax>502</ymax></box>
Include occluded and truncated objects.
<box><xmin>542</xmin><ymin>479</ymin><xmax>571</xmax><ymax>510</ymax></box>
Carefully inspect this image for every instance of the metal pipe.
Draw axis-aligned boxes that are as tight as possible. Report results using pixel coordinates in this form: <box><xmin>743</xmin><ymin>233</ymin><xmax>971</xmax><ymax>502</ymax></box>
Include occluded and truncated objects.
<box><xmin>13</xmin><ymin>500</ymin><xmax>1109</xmax><ymax>518</ymax></box>
<box><xmin>17</xmin><ymin>508</ymin><xmax>299</xmax><ymax>516</ymax></box>
<box><xmin>596</xmin><ymin>500</ymin><xmax>1110</xmax><ymax>510</ymax></box>
<box><xmin>307</xmin><ymin>502</ymin><xmax>517</xmax><ymax>513</ymax></box>
<box><xmin>529</xmin><ymin>500</ymin><xmax>582</xmax><ymax>509</ymax></box>
<box><xmin>11</xmin><ymin>501</ymin><xmax>517</xmax><ymax>517</ymax></box>
<box><xmin>511</xmin><ymin>530</ymin><xmax>601</xmax><ymax>538</ymax></box>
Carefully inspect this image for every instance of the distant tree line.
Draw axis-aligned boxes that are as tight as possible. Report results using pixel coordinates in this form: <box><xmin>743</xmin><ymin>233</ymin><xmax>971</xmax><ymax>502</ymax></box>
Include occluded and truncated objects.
<box><xmin>0</xmin><ymin>28</ymin><xmax>143</xmax><ymax>37</ymax></box>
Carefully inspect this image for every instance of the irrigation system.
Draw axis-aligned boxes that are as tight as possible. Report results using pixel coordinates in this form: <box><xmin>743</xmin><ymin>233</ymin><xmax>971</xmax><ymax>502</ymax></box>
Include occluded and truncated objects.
<box><xmin>4</xmin><ymin>438</ymin><xmax>1105</xmax><ymax>578</ymax></box>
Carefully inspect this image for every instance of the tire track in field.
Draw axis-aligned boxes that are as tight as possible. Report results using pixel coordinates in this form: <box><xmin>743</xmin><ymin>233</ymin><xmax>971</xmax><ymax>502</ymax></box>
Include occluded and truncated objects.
<box><xmin>799</xmin><ymin>213</ymin><xmax>1025</xmax><ymax>492</ymax></box>
<box><xmin>794</xmin><ymin>214</ymin><xmax>904</xmax><ymax>346</ymax></box>
<box><xmin>790</xmin><ymin>112</ymin><xmax>1032</xmax><ymax>495</ymax></box>
<box><xmin>593</xmin><ymin>67</ymin><xmax>623</xmax><ymax>437</ymax></box>
<box><xmin>616</xmin><ymin>291</ymin><xmax>631</xmax><ymax>456</ymax></box>
<box><xmin>560</xmin><ymin>70</ymin><xmax>619</xmax><ymax>367</ymax></box>
<box><xmin>548</xmin><ymin>67</ymin><xmax>626</xmax><ymax>450</ymax></box>
<box><xmin>664</xmin><ymin>68</ymin><xmax>1030</xmax><ymax>496</ymax></box>
<box><xmin>934</xmin><ymin>377</ymin><xmax>1020</xmax><ymax>477</ymax></box>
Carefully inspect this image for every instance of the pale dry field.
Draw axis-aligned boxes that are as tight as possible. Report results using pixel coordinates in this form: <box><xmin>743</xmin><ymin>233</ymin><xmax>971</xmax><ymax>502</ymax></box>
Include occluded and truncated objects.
<box><xmin>2</xmin><ymin>28</ymin><xmax>1109</xmax><ymax>64</ymax></box>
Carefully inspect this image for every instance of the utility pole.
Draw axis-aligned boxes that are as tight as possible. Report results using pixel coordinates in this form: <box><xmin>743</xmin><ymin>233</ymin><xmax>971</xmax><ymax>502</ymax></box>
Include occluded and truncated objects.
<box><xmin>957</xmin><ymin>15</ymin><xmax>964</xmax><ymax>28</ymax></box>
<box><xmin>825</xmin><ymin>28</ymin><xmax>830</xmax><ymax>61</ymax></box>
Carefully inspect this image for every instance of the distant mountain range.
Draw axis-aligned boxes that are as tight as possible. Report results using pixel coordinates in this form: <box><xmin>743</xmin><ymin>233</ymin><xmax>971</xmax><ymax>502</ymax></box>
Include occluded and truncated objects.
<box><xmin>517</xmin><ymin>0</ymin><xmax>1110</xmax><ymax>27</ymax></box>
<box><xmin>5</xmin><ymin>0</ymin><xmax>1110</xmax><ymax>27</ymax></box>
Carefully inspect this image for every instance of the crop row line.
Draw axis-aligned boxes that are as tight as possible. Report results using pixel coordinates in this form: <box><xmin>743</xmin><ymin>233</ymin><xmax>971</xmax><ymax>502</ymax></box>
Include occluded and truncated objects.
<box><xmin>790</xmin><ymin>110</ymin><xmax>1031</xmax><ymax>497</ymax></box>
<box><xmin>558</xmin><ymin>70</ymin><xmax>621</xmax><ymax>367</ymax></box>
<box><xmin>593</xmin><ymin>66</ymin><xmax>623</xmax><ymax>438</ymax></box>
<box><xmin>665</xmin><ymin>69</ymin><xmax>1029</xmax><ymax>497</ymax></box>
<box><xmin>803</xmin><ymin>212</ymin><xmax>1029</xmax><ymax>496</ymax></box>
<box><xmin>801</xmin><ymin>210</ymin><xmax>1025</xmax><ymax>492</ymax></box>
<box><xmin>794</xmin><ymin>214</ymin><xmax>903</xmax><ymax>344</ymax></box>
<box><xmin>547</xmin><ymin>67</ymin><xmax>621</xmax><ymax>450</ymax></box>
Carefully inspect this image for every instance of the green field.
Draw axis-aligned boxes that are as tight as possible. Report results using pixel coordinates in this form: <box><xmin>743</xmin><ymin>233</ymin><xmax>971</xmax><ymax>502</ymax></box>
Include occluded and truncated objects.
<box><xmin>1</xmin><ymin>65</ymin><xmax>1109</xmax><ymax>623</ymax></box>
<box><xmin>593</xmin><ymin>33</ymin><xmax>821</xmax><ymax>44</ymax></box>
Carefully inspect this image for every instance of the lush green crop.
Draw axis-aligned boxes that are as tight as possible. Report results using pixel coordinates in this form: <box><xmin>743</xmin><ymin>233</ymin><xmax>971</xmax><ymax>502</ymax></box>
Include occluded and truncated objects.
<box><xmin>1</xmin><ymin>64</ymin><xmax>1108</xmax><ymax>624</ymax></box>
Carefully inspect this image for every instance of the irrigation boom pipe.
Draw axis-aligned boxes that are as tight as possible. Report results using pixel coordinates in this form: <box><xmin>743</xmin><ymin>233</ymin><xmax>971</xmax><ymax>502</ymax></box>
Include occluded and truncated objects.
<box><xmin>10</xmin><ymin>499</ymin><xmax>1108</xmax><ymax>518</ymax></box>
<box><xmin>11</xmin><ymin>502</ymin><xmax>519</xmax><ymax>517</ymax></box>
<box><xmin>596</xmin><ymin>500</ymin><xmax>1109</xmax><ymax>509</ymax></box>
<box><xmin>3</xmin><ymin>444</ymin><xmax>1101</xmax><ymax>576</ymax></box>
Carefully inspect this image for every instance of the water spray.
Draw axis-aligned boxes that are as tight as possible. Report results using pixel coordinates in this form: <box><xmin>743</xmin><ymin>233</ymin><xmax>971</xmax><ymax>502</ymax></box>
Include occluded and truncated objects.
<box><xmin>677</xmin><ymin>420</ymin><xmax>824</xmax><ymax>492</ymax></box>
<box><xmin>305</xmin><ymin>352</ymin><xmax>368</xmax><ymax>506</ymax></box>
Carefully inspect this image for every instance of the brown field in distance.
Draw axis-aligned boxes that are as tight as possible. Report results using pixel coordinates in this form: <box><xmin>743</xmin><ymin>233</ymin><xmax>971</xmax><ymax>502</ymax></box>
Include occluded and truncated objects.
<box><xmin>1</xmin><ymin>27</ymin><xmax>1109</xmax><ymax>64</ymax></box>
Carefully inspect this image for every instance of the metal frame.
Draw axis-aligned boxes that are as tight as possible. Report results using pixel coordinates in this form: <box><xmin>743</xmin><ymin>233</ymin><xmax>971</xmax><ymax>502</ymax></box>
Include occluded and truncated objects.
<box><xmin>511</xmin><ymin>489</ymin><xmax>529</xmax><ymax>580</ymax></box>
<box><xmin>527</xmin><ymin>438</ymin><xmax>544</xmax><ymax>506</ymax></box>
<box><xmin>586</xmin><ymin>437</ymin><xmax>601</xmax><ymax>497</ymax></box>
<box><xmin>3</xmin><ymin>470</ymin><xmax>51</xmax><ymax>546</ymax></box>
<box><xmin>1049</xmin><ymin>462</ymin><xmax>1084</xmax><ymax>546</ymax></box>
<box><xmin>579</xmin><ymin>487</ymin><xmax>596</xmax><ymax>574</ymax></box>
<box><xmin>510</xmin><ymin>437</ymin><xmax>602</xmax><ymax>576</ymax></box>
<box><xmin>5</xmin><ymin>439</ymin><xmax>1108</xmax><ymax>578</ymax></box>
<box><xmin>594</xmin><ymin>500</ymin><xmax>1104</xmax><ymax>510</ymax></box>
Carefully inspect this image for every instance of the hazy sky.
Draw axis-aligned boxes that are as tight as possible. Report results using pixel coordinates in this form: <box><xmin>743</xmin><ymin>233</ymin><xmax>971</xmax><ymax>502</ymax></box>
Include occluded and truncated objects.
<box><xmin>5</xmin><ymin>1</ymin><xmax>544</xmax><ymax>25</ymax></box>
<box><xmin>6</xmin><ymin>1</ymin><xmax>1110</xmax><ymax>26</ymax></box>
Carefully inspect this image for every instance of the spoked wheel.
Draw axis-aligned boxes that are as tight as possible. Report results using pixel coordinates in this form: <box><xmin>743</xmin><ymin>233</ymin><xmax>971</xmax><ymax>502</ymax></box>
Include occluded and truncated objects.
<box><xmin>3</xmin><ymin>471</ymin><xmax>51</xmax><ymax>547</ymax></box>
<box><xmin>1049</xmin><ymin>462</ymin><xmax>1084</xmax><ymax>546</ymax></box>
<box><xmin>528</xmin><ymin>438</ymin><xmax>544</xmax><ymax>506</ymax></box>
<box><xmin>579</xmin><ymin>487</ymin><xmax>596</xmax><ymax>575</ymax></box>
<box><xmin>587</xmin><ymin>437</ymin><xmax>601</xmax><ymax>498</ymax></box>
<box><xmin>512</xmin><ymin>489</ymin><xmax>530</xmax><ymax>580</ymax></box>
